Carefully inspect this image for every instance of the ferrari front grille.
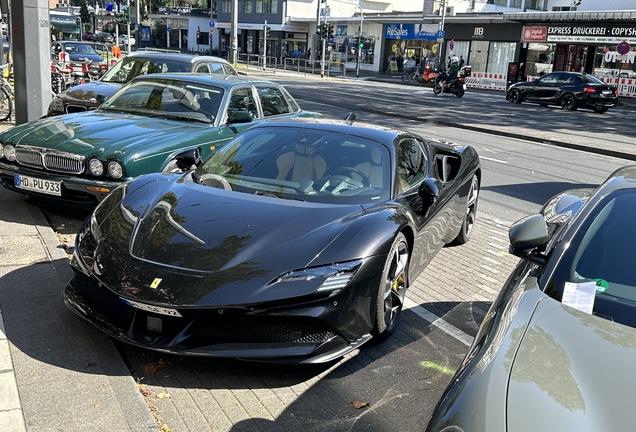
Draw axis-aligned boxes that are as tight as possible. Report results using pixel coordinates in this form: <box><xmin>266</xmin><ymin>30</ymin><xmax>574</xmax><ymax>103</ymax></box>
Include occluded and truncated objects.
<box><xmin>198</xmin><ymin>318</ymin><xmax>338</xmax><ymax>345</ymax></box>
<box><xmin>16</xmin><ymin>146</ymin><xmax>84</xmax><ymax>174</ymax></box>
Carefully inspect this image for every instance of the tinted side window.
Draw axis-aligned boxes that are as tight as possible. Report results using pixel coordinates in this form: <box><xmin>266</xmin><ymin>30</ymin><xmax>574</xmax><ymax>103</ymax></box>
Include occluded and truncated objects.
<box><xmin>195</xmin><ymin>64</ymin><xmax>210</xmax><ymax>73</ymax></box>
<box><xmin>544</xmin><ymin>190</ymin><xmax>636</xmax><ymax>328</ymax></box>
<box><xmin>210</xmin><ymin>63</ymin><xmax>225</xmax><ymax>74</ymax></box>
<box><xmin>228</xmin><ymin>87</ymin><xmax>258</xmax><ymax>118</ymax></box>
<box><xmin>396</xmin><ymin>138</ymin><xmax>427</xmax><ymax>191</ymax></box>
<box><xmin>539</xmin><ymin>74</ymin><xmax>559</xmax><ymax>84</ymax></box>
<box><xmin>256</xmin><ymin>86</ymin><xmax>290</xmax><ymax>116</ymax></box>
<box><xmin>223</xmin><ymin>64</ymin><xmax>237</xmax><ymax>75</ymax></box>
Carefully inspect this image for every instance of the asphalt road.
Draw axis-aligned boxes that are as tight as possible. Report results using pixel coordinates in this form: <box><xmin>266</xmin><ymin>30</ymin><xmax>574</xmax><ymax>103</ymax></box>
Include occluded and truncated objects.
<box><xmin>36</xmin><ymin>75</ymin><xmax>634</xmax><ymax>431</ymax></box>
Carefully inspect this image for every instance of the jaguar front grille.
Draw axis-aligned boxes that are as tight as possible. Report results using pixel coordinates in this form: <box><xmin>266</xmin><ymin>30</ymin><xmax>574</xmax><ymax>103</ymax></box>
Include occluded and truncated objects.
<box><xmin>16</xmin><ymin>147</ymin><xmax>84</xmax><ymax>174</ymax></box>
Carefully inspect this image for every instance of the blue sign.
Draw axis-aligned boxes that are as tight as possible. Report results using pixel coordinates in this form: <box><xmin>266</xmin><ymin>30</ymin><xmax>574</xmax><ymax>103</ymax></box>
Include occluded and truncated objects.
<box><xmin>385</xmin><ymin>24</ymin><xmax>438</xmax><ymax>41</ymax></box>
<box><xmin>617</xmin><ymin>41</ymin><xmax>630</xmax><ymax>56</ymax></box>
<box><xmin>437</xmin><ymin>30</ymin><xmax>445</xmax><ymax>39</ymax></box>
<box><xmin>209</xmin><ymin>21</ymin><xmax>215</xmax><ymax>28</ymax></box>
<box><xmin>167</xmin><ymin>26</ymin><xmax>172</xmax><ymax>33</ymax></box>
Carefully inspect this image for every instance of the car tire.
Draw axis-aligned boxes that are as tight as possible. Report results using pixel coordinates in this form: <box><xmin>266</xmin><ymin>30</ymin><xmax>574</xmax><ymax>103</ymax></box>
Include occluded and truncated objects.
<box><xmin>561</xmin><ymin>94</ymin><xmax>578</xmax><ymax>111</ymax></box>
<box><xmin>593</xmin><ymin>106</ymin><xmax>609</xmax><ymax>114</ymax></box>
<box><xmin>507</xmin><ymin>89</ymin><xmax>522</xmax><ymax>104</ymax></box>
<box><xmin>372</xmin><ymin>233</ymin><xmax>409</xmax><ymax>340</ymax></box>
<box><xmin>453</xmin><ymin>175</ymin><xmax>479</xmax><ymax>245</ymax></box>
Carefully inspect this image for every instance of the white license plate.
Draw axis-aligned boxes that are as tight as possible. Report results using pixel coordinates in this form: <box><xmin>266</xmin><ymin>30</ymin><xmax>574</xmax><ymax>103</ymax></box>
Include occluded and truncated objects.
<box><xmin>14</xmin><ymin>174</ymin><xmax>62</xmax><ymax>196</ymax></box>
<box><xmin>120</xmin><ymin>298</ymin><xmax>183</xmax><ymax>317</ymax></box>
<box><xmin>462</xmin><ymin>83</ymin><xmax>467</xmax><ymax>90</ymax></box>
<box><xmin>602</xmin><ymin>90</ymin><xmax>611</xmax><ymax>95</ymax></box>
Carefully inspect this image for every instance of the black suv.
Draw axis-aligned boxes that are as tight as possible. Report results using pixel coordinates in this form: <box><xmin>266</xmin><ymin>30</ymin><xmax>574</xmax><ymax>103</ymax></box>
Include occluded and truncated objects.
<box><xmin>48</xmin><ymin>51</ymin><xmax>239</xmax><ymax>116</ymax></box>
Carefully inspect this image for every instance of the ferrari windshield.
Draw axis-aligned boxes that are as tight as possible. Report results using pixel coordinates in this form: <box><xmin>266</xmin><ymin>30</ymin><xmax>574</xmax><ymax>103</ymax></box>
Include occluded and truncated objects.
<box><xmin>193</xmin><ymin>125</ymin><xmax>391</xmax><ymax>204</ymax></box>
<box><xmin>546</xmin><ymin>190</ymin><xmax>636</xmax><ymax>328</ymax></box>
<box><xmin>98</xmin><ymin>79</ymin><xmax>223</xmax><ymax>123</ymax></box>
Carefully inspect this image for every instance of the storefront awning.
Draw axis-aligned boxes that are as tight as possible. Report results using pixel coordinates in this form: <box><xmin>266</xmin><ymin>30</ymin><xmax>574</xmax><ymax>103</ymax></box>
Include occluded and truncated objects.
<box><xmin>505</xmin><ymin>10</ymin><xmax>636</xmax><ymax>22</ymax></box>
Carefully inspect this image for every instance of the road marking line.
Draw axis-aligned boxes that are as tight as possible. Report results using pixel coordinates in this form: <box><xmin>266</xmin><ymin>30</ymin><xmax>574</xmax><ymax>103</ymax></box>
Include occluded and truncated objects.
<box><xmin>404</xmin><ymin>298</ymin><xmax>473</xmax><ymax>346</ymax></box>
<box><xmin>480</xmin><ymin>156</ymin><xmax>508</xmax><ymax>164</ymax></box>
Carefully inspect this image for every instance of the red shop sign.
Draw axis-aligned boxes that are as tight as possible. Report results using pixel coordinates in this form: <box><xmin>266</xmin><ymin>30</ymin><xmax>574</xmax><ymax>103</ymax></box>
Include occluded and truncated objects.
<box><xmin>522</xmin><ymin>26</ymin><xmax>547</xmax><ymax>42</ymax></box>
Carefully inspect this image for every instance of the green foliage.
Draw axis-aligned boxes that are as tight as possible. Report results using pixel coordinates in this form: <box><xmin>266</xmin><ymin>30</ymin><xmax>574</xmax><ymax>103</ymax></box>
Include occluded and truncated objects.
<box><xmin>79</xmin><ymin>1</ymin><xmax>92</xmax><ymax>27</ymax></box>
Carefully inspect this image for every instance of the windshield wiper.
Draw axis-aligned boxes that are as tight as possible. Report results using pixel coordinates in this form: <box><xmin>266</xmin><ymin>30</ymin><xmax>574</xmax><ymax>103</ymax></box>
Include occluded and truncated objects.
<box><xmin>254</xmin><ymin>190</ymin><xmax>304</xmax><ymax>201</ymax></box>
<box><xmin>146</xmin><ymin>113</ymin><xmax>210</xmax><ymax>123</ymax></box>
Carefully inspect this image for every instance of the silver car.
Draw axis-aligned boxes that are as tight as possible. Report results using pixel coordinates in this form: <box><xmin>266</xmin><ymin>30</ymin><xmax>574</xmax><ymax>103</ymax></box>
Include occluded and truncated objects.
<box><xmin>427</xmin><ymin>165</ymin><xmax>636</xmax><ymax>432</ymax></box>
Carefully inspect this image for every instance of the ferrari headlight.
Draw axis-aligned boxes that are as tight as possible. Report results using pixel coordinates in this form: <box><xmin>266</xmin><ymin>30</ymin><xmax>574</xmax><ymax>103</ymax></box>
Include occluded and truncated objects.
<box><xmin>108</xmin><ymin>161</ymin><xmax>124</xmax><ymax>179</ymax></box>
<box><xmin>275</xmin><ymin>259</ymin><xmax>363</xmax><ymax>296</ymax></box>
<box><xmin>88</xmin><ymin>158</ymin><xmax>104</xmax><ymax>176</ymax></box>
<box><xmin>89</xmin><ymin>211</ymin><xmax>101</xmax><ymax>243</ymax></box>
<box><xmin>4</xmin><ymin>144</ymin><xmax>15</xmax><ymax>161</ymax></box>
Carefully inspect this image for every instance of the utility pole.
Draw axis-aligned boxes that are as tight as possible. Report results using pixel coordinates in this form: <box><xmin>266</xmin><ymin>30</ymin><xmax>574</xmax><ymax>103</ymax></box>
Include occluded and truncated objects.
<box><xmin>319</xmin><ymin>0</ymin><xmax>329</xmax><ymax>78</ymax></box>
<box><xmin>437</xmin><ymin>0</ymin><xmax>447</xmax><ymax>69</ymax></box>
<box><xmin>230</xmin><ymin>0</ymin><xmax>238</xmax><ymax>64</ymax></box>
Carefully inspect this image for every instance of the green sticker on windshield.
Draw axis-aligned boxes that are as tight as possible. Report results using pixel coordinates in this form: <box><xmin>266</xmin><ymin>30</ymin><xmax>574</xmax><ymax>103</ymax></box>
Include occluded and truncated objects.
<box><xmin>590</xmin><ymin>278</ymin><xmax>609</xmax><ymax>293</ymax></box>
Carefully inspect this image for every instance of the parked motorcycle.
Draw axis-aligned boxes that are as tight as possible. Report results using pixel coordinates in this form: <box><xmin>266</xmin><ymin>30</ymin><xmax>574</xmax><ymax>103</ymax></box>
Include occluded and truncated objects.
<box><xmin>420</xmin><ymin>64</ymin><xmax>437</xmax><ymax>84</ymax></box>
<box><xmin>433</xmin><ymin>66</ymin><xmax>472</xmax><ymax>98</ymax></box>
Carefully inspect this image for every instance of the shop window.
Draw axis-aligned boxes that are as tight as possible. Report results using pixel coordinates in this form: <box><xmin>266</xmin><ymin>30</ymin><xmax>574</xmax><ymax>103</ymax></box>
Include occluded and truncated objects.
<box><xmin>486</xmin><ymin>41</ymin><xmax>517</xmax><ymax>75</ymax></box>
<box><xmin>255</xmin><ymin>0</ymin><xmax>277</xmax><ymax>13</ymax></box>
<box><xmin>526</xmin><ymin>42</ymin><xmax>555</xmax><ymax>77</ymax></box>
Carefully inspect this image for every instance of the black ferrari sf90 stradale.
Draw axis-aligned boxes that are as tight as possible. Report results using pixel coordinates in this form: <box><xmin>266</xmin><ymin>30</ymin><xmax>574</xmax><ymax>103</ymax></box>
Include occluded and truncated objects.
<box><xmin>65</xmin><ymin>118</ymin><xmax>481</xmax><ymax>363</ymax></box>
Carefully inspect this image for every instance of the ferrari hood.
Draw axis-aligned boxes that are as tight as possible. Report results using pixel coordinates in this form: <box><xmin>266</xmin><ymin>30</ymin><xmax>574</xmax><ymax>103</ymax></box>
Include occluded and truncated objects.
<box><xmin>87</xmin><ymin>176</ymin><xmax>366</xmax><ymax>306</ymax></box>
<box><xmin>104</xmin><ymin>176</ymin><xmax>363</xmax><ymax>274</ymax></box>
<box><xmin>507</xmin><ymin>297</ymin><xmax>636</xmax><ymax>432</ymax></box>
<box><xmin>62</xmin><ymin>81</ymin><xmax>122</xmax><ymax>104</ymax></box>
<box><xmin>1</xmin><ymin>112</ymin><xmax>211</xmax><ymax>159</ymax></box>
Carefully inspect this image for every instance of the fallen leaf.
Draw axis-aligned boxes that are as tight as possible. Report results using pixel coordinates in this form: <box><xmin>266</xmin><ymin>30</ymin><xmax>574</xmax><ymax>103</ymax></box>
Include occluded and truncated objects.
<box><xmin>143</xmin><ymin>358</ymin><xmax>172</xmax><ymax>375</ymax></box>
<box><xmin>94</xmin><ymin>403</ymin><xmax>99</xmax><ymax>408</ymax></box>
<box><xmin>156</xmin><ymin>392</ymin><xmax>171</xmax><ymax>399</ymax></box>
<box><xmin>29</xmin><ymin>370</ymin><xmax>36</xmax><ymax>375</ymax></box>
<box><xmin>351</xmin><ymin>400</ymin><xmax>369</xmax><ymax>409</ymax></box>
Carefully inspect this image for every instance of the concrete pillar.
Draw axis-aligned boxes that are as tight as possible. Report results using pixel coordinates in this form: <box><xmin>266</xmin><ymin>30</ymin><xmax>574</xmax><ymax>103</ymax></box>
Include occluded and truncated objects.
<box><xmin>12</xmin><ymin>0</ymin><xmax>52</xmax><ymax>124</ymax></box>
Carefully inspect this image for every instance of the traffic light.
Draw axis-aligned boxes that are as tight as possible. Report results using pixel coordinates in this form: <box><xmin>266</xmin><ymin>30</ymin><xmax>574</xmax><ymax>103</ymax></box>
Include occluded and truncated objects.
<box><xmin>264</xmin><ymin>24</ymin><xmax>271</xmax><ymax>38</ymax></box>
<box><xmin>328</xmin><ymin>24</ymin><xmax>334</xmax><ymax>39</ymax></box>
<box><xmin>316</xmin><ymin>23</ymin><xmax>324</xmax><ymax>37</ymax></box>
<box><xmin>322</xmin><ymin>24</ymin><xmax>328</xmax><ymax>39</ymax></box>
<box><xmin>124</xmin><ymin>7</ymin><xmax>130</xmax><ymax>22</ymax></box>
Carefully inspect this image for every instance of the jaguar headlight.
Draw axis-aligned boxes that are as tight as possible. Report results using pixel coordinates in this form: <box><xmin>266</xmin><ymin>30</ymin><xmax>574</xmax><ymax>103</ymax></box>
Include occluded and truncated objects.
<box><xmin>108</xmin><ymin>161</ymin><xmax>124</xmax><ymax>179</ymax></box>
<box><xmin>275</xmin><ymin>259</ymin><xmax>363</xmax><ymax>296</ymax></box>
<box><xmin>88</xmin><ymin>158</ymin><xmax>104</xmax><ymax>176</ymax></box>
<box><xmin>49</xmin><ymin>97</ymin><xmax>64</xmax><ymax>113</ymax></box>
<box><xmin>4</xmin><ymin>144</ymin><xmax>15</xmax><ymax>161</ymax></box>
<box><xmin>0</xmin><ymin>144</ymin><xmax>4</xmax><ymax>159</ymax></box>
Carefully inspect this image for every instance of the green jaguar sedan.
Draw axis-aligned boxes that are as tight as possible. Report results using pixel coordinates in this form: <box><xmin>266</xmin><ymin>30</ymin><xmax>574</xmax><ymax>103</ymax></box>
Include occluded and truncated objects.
<box><xmin>0</xmin><ymin>74</ymin><xmax>319</xmax><ymax>207</ymax></box>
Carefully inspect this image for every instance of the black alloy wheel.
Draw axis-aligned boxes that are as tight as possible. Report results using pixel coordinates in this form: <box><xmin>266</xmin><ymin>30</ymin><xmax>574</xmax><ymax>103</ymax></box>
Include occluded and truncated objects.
<box><xmin>561</xmin><ymin>93</ymin><xmax>578</xmax><ymax>111</ymax></box>
<box><xmin>507</xmin><ymin>89</ymin><xmax>522</xmax><ymax>104</ymax></box>
<box><xmin>373</xmin><ymin>233</ymin><xmax>409</xmax><ymax>339</ymax></box>
<box><xmin>454</xmin><ymin>175</ymin><xmax>479</xmax><ymax>245</ymax></box>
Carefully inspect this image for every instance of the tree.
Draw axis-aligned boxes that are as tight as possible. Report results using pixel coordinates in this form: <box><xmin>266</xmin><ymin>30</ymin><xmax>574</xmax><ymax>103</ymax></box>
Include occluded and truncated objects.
<box><xmin>79</xmin><ymin>0</ymin><xmax>92</xmax><ymax>32</ymax></box>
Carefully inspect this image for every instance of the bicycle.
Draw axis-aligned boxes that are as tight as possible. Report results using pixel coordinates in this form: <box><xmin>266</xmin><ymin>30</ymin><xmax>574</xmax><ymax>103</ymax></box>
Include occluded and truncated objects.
<box><xmin>0</xmin><ymin>63</ymin><xmax>14</xmax><ymax>122</ymax></box>
<box><xmin>401</xmin><ymin>65</ymin><xmax>422</xmax><ymax>83</ymax></box>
